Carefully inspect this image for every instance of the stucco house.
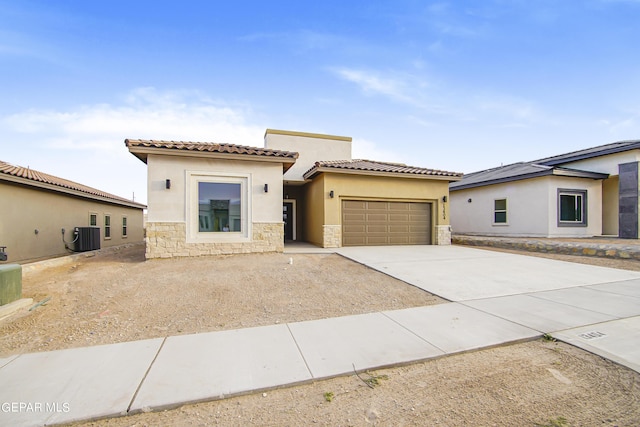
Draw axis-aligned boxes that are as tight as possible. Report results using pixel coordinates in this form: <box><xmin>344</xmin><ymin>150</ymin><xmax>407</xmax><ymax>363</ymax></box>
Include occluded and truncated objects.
<box><xmin>0</xmin><ymin>160</ymin><xmax>146</xmax><ymax>263</ymax></box>
<box><xmin>450</xmin><ymin>140</ymin><xmax>640</xmax><ymax>239</ymax></box>
<box><xmin>126</xmin><ymin>129</ymin><xmax>462</xmax><ymax>259</ymax></box>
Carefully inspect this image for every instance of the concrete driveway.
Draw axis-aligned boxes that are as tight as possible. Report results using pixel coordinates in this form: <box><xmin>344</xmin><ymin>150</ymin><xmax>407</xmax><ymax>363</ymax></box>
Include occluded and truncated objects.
<box><xmin>337</xmin><ymin>245</ymin><xmax>640</xmax><ymax>373</ymax></box>
<box><xmin>336</xmin><ymin>245</ymin><xmax>640</xmax><ymax>301</ymax></box>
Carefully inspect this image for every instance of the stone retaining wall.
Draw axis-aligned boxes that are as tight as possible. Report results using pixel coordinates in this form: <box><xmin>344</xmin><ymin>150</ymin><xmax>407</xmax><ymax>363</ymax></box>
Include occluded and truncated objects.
<box><xmin>453</xmin><ymin>234</ymin><xmax>640</xmax><ymax>261</ymax></box>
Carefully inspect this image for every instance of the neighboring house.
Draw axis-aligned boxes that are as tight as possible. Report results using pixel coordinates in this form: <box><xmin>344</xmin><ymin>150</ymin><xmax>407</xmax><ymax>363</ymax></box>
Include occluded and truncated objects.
<box><xmin>126</xmin><ymin>129</ymin><xmax>462</xmax><ymax>259</ymax></box>
<box><xmin>450</xmin><ymin>140</ymin><xmax>640</xmax><ymax>238</ymax></box>
<box><xmin>0</xmin><ymin>160</ymin><xmax>146</xmax><ymax>263</ymax></box>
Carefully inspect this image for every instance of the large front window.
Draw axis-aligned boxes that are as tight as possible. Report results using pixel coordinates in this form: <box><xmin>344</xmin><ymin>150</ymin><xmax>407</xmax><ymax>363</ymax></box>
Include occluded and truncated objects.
<box><xmin>187</xmin><ymin>172</ymin><xmax>251</xmax><ymax>243</ymax></box>
<box><xmin>198</xmin><ymin>182</ymin><xmax>242</xmax><ymax>233</ymax></box>
<box><xmin>558</xmin><ymin>189</ymin><xmax>587</xmax><ymax>226</ymax></box>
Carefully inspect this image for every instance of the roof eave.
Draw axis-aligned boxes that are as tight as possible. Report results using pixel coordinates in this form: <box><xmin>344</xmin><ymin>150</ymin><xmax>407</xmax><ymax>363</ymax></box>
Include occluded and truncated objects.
<box><xmin>127</xmin><ymin>146</ymin><xmax>297</xmax><ymax>171</ymax></box>
<box><xmin>451</xmin><ymin>168</ymin><xmax>608</xmax><ymax>191</ymax></box>
<box><xmin>0</xmin><ymin>174</ymin><xmax>146</xmax><ymax>209</ymax></box>
<box><xmin>539</xmin><ymin>142</ymin><xmax>640</xmax><ymax>166</ymax></box>
<box><xmin>303</xmin><ymin>166</ymin><xmax>462</xmax><ymax>181</ymax></box>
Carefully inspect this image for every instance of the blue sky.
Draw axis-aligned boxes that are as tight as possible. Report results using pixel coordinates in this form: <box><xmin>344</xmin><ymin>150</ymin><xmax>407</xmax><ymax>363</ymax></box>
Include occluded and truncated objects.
<box><xmin>2</xmin><ymin>0</ymin><xmax>640</xmax><ymax>204</ymax></box>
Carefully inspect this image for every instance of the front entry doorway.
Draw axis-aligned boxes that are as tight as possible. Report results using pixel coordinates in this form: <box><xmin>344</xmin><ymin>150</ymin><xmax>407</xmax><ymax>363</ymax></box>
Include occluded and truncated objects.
<box><xmin>283</xmin><ymin>201</ymin><xmax>295</xmax><ymax>241</ymax></box>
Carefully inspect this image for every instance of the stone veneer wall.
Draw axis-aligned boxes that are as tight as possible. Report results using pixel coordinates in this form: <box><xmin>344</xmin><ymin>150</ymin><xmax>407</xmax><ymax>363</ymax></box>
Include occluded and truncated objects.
<box><xmin>435</xmin><ymin>225</ymin><xmax>452</xmax><ymax>245</ymax></box>
<box><xmin>453</xmin><ymin>234</ymin><xmax>640</xmax><ymax>260</ymax></box>
<box><xmin>323</xmin><ymin>225</ymin><xmax>341</xmax><ymax>248</ymax></box>
<box><xmin>145</xmin><ymin>222</ymin><xmax>284</xmax><ymax>259</ymax></box>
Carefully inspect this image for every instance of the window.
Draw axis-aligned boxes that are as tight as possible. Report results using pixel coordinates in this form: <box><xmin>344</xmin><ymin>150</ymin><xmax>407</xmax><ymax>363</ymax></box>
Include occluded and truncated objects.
<box><xmin>104</xmin><ymin>215</ymin><xmax>111</xmax><ymax>239</ymax></box>
<box><xmin>558</xmin><ymin>190</ymin><xmax>587</xmax><ymax>226</ymax></box>
<box><xmin>198</xmin><ymin>182</ymin><xmax>242</xmax><ymax>232</ymax></box>
<box><xmin>122</xmin><ymin>217</ymin><xmax>128</xmax><ymax>237</ymax></box>
<box><xmin>187</xmin><ymin>172</ymin><xmax>250</xmax><ymax>243</ymax></box>
<box><xmin>494</xmin><ymin>199</ymin><xmax>507</xmax><ymax>224</ymax></box>
<box><xmin>89</xmin><ymin>213</ymin><xmax>97</xmax><ymax>226</ymax></box>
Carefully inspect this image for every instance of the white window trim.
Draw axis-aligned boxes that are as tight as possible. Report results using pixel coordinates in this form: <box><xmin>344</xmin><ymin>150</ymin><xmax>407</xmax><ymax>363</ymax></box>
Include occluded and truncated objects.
<box><xmin>122</xmin><ymin>215</ymin><xmax>128</xmax><ymax>238</ymax></box>
<box><xmin>104</xmin><ymin>214</ymin><xmax>112</xmax><ymax>240</ymax></box>
<box><xmin>89</xmin><ymin>212</ymin><xmax>98</xmax><ymax>227</ymax></box>
<box><xmin>186</xmin><ymin>171</ymin><xmax>252</xmax><ymax>244</ymax></box>
<box><xmin>493</xmin><ymin>198</ymin><xmax>508</xmax><ymax>226</ymax></box>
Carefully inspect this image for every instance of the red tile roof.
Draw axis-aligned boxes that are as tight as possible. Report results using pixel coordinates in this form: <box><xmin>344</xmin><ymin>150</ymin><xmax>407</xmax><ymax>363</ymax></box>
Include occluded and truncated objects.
<box><xmin>0</xmin><ymin>160</ymin><xmax>145</xmax><ymax>208</ymax></box>
<box><xmin>303</xmin><ymin>159</ymin><xmax>463</xmax><ymax>180</ymax></box>
<box><xmin>125</xmin><ymin>139</ymin><xmax>299</xmax><ymax>162</ymax></box>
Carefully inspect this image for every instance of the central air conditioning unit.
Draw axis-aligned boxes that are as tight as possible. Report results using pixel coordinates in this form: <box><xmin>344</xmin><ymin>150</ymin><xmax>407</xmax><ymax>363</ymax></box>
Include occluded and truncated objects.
<box><xmin>74</xmin><ymin>227</ymin><xmax>101</xmax><ymax>252</ymax></box>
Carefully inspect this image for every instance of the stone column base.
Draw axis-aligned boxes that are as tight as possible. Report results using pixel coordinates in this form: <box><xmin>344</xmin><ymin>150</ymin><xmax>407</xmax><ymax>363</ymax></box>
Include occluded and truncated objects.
<box><xmin>323</xmin><ymin>225</ymin><xmax>341</xmax><ymax>248</ymax></box>
<box><xmin>435</xmin><ymin>225</ymin><xmax>452</xmax><ymax>245</ymax></box>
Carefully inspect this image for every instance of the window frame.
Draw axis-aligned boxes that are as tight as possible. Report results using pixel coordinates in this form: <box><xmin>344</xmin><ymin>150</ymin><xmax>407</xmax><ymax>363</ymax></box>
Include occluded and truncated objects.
<box><xmin>557</xmin><ymin>189</ymin><xmax>587</xmax><ymax>227</ymax></box>
<box><xmin>493</xmin><ymin>198</ymin><xmax>508</xmax><ymax>225</ymax></box>
<box><xmin>89</xmin><ymin>212</ymin><xmax>98</xmax><ymax>227</ymax></box>
<box><xmin>122</xmin><ymin>216</ymin><xmax>128</xmax><ymax>238</ymax></box>
<box><xmin>186</xmin><ymin>171</ymin><xmax>251</xmax><ymax>243</ymax></box>
<box><xmin>104</xmin><ymin>214</ymin><xmax>112</xmax><ymax>239</ymax></box>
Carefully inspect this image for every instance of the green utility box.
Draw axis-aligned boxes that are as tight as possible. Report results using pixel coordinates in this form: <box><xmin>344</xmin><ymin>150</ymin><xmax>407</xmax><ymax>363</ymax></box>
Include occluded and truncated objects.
<box><xmin>0</xmin><ymin>264</ymin><xmax>22</xmax><ymax>306</ymax></box>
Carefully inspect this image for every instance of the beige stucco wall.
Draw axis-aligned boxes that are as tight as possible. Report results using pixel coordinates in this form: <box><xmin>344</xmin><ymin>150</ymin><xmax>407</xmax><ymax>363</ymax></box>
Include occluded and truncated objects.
<box><xmin>306</xmin><ymin>173</ymin><xmax>451</xmax><ymax>247</ymax></box>
<box><xmin>450</xmin><ymin>175</ymin><xmax>603</xmax><ymax>237</ymax></box>
<box><xmin>146</xmin><ymin>154</ymin><xmax>283</xmax><ymax>223</ymax></box>
<box><xmin>145</xmin><ymin>154</ymin><xmax>285</xmax><ymax>258</ymax></box>
<box><xmin>602</xmin><ymin>176</ymin><xmax>619</xmax><ymax>235</ymax></box>
<box><xmin>303</xmin><ymin>175</ymin><xmax>326</xmax><ymax>247</ymax></box>
<box><xmin>0</xmin><ymin>182</ymin><xmax>144</xmax><ymax>263</ymax></box>
<box><xmin>264</xmin><ymin>130</ymin><xmax>352</xmax><ymax>182</ymax></box>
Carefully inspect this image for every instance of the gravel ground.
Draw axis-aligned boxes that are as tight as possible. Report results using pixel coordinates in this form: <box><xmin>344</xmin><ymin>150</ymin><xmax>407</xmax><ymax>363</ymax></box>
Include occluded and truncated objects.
<box><xmin>2</xmin><ymin>244</ymin><xmax>639</xmax><ymax>426</ymax></box>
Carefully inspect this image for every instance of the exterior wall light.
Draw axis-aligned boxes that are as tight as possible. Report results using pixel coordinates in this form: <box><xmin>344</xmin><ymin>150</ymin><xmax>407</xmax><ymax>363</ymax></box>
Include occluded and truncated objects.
<box><xmin>165</xmin><ymin>179</ymin><xmax>171</xmax><ymax>189</ymax></box>
<box><xmin>468</xmin><ymin>198</ymin><xmax>472</xmax><ymax>203</ymax></box>
<box><xmin>442</xmin><ymin>196</ymin><xmax>448</xmax><ymax>203</ymax></box>
<box><xmin>329</xmin><ymin>190</ymin><xmax>334</xmax><ymax>198</ymax></box>
<box><xmin>264</xmin><ymin>183</ymin><xmax>269</xmax><ymax>193</ymax></box>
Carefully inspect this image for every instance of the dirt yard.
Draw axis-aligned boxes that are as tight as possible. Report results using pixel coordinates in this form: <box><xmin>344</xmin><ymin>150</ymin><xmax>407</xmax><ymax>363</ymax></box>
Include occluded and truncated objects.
<box><xmin>2</xmin><ymin>244</ymin><xmax>640</xmax><ymax>426</ymax></box>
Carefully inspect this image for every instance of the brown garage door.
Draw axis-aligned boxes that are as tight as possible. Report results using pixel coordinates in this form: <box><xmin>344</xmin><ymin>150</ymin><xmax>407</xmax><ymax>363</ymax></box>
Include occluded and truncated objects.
<box><xmin>342</xmin><ymin>200</ymin><xmax>432</xmax><ymax>246</ymax></box>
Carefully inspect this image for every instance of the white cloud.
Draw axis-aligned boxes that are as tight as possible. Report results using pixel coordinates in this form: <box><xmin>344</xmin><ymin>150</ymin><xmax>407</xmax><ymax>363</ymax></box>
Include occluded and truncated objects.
<box><xmin>1</xmin><ymin>87</ymin><xmax>268</xmax><ymax>204</ymax></box>
<box><xmin>333</xmin><ymin>68</ymin><xmax>408</xmax><ymax>100</ymax></box>
<box><xmin>3</xmin><ymin>87</ymin><xmax>265</xmax><ymax>149</ymax></box>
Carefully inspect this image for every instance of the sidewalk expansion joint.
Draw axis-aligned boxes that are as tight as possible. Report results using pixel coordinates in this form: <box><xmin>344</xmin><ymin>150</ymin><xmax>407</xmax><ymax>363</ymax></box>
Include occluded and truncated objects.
<box><xmin>127</xmin><ymin>336</ymin><xmax>167</xmax><ymax>413</ymax></box>
<box><xmin>380</xmin><ymin>311</ymin><xmax>447</xmax><ymax>354</ymax></box>
<box><xmin>286</xmin><ymin>323</ymin><xmax>314</xmax><ymax>379</ymax></box>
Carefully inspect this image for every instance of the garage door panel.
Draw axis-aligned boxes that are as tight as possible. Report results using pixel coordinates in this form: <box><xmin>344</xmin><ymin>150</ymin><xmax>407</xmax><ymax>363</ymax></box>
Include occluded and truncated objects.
<box><xmin>342</xmin><ymin>200</ymin><xmax>432</xmax><ymax>246</ymax></box>
<box><xmin>366</xmin><ymin>225</ymin><xmax>388</xmax><ymax>233</ymax></box>
<box><xmin>367</xmin><ymin>201</ymin><xmax>388</xmax><ymax>210</ymax></box>
<box><xmin>343</xmin><ymin>224</ymin><xmax>366</xmax><ymax>234</ymax></box>
<box><xmin>366</xmin><ymin>213</ymin><xmax>389</xmax><ymax>222</ymax></box>
<box><xmin>366</xmin><ymin>236</ymin><xmax>391</xmax><ymax>245</ymax></box>
<box><xmin>409</xmin><ymin>235</ymin><xmax>430</xmax><ymax>244</ymax></box>
<box><xmin>389</xmin><ymin>203</ymin><xmax>410</xmax><ymax>211</ymax></box>
<box><xmin>389</xmin><ymin>236</ymin><xmax>411</xmax><ymax>244</ymax></box>
<box><xmin>344</xmin><ymin>200</ymin><xmax>367</xmax><ymax>210</ymax></box>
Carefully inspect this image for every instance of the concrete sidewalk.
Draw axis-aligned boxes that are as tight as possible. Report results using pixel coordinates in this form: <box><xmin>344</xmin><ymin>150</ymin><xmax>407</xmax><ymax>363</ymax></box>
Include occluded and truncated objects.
<box><xmin>0</xmin><ymin>303</ymin><xmax>539</xmax><ymax>426</ymax></box>
<box><xmin>1</xmin><ymin>245</ymin><xmax>639</xmax><ymax>426</ymax></box>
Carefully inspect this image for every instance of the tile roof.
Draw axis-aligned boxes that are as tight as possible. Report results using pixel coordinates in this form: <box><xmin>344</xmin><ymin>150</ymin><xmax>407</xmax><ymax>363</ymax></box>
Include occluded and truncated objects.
<box><xmin>125</xmin><ymin>139</ymin><xmax>299</xmax><ymax>163</ymax></box>
<box><xmin>0</xmin><ymin>160</ymin><xmax>145</xmax><ymax>208</ymax></box>
<box><xmin>303</xmin><ymin>159</ymin><xmax>463</xmax><ymax>180</ymax></box>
